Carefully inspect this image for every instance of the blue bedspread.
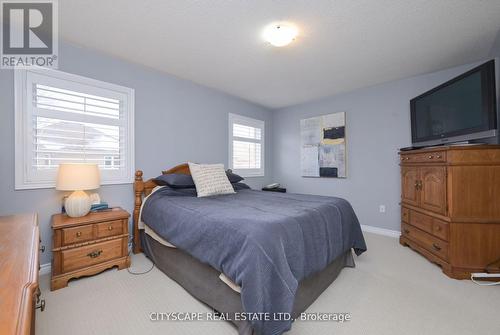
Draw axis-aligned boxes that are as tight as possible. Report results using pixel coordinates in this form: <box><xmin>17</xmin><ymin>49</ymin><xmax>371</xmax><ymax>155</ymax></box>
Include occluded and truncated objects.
<box><xmin>141</xmin><ymin>188</ymin><xmax>366</xmax><ymax>335</ymax></box>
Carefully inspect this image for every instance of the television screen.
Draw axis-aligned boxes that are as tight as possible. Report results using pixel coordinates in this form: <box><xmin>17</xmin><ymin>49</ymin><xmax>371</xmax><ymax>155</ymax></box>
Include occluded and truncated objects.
<box><xmin>411</xmin><ymin>60</ymin><xmax>497</xmax><ymax>146</ymax></box>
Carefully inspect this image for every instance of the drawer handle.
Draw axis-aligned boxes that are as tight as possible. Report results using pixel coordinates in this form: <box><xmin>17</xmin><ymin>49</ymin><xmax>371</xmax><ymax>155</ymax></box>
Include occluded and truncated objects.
<box><xmin>436</xmin><ymin>155</ymin><xmax>442</xmax><ymax>159</ymax></box>
<box><xmin>414</xmin><ymin>180</ymin><xmax>422</xmax><ymax>190</ymax></box>
<box><xmin>108</xmin><ymin>226</ymin><xmax>113</xmax><ymax>231</ymax></box>
<box><xmin>36</xmin><ymin>299</ymin><xmax>46</xmax><ymax>312</ymax></box>
<box><xmin>428</xmin><ymin>155</ymin><xmax>433</xmax><ymax>159</ymax></box>
<box><xmin>435</xmin><ymin>226</ymin><xmax>442</xmax><ymax>231</ymax></box>
<box><xmin>404</xmin><ymin>229</ymin><xmax>410</xmax><ymax>234</ymax></box>
<box><xmin>76</xmin><ymin>231</ymin><xmax>82</xmax><ymax>237</ymax></box>
<box><xmin>432</xmin><ymin>243</ymin><xmax>441</xmax><ymax>251</ymax></box>
<box><xmin>87</xmin><ymin>250</ymin><xmax>103</xmax><ymax>258</ymax></box>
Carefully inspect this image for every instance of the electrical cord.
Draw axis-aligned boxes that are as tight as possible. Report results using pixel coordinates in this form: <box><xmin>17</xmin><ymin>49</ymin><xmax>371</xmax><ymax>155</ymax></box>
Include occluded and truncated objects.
<box><xmin>471</xmin><ymin>258</ymin><xmax>500</xmax><ymax>286</ymax></box>
<box><xmin>127</xmin><ymin>251</ymin><xmax>155</xmax><ymax>275</ymax></box>
<box><xmin>470</xmin><ymin>275</ymin><xmax>500</xmax><ymax>286</ymax></box>
<box><xmin>126</xmin><ymin>237</ymin><xmax>155</xmax><ymax>275</ymax></box>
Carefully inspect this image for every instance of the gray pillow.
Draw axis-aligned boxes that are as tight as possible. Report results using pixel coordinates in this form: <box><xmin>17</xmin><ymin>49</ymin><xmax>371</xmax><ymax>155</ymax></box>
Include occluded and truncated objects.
<box><xmin>154</xmin><ymin>171</ymin><xmax>244</xmax><ymax>189</ymax></box>
<box><xmin>154</xmin><ymin>174</ymin><xmax>195</xmax><ymax>189</ymax></box>
<box><xmin>226</xmin><ymin>170</ymin><xmax>244</xmax><ymax>183</ymax></box>
<box><xmin>233</xmin><ymin>182</ymin><xmax>251</xmax><ymax>191</ymax></box>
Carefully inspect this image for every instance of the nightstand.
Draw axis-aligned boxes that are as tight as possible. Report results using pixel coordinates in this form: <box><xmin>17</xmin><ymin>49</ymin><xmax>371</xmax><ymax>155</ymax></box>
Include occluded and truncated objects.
<box><xmin>51</xmin><ymin>208</ymin><xmax>130</xmax><ymax>291</ymax></box>
<box><xmin>262</xmin><ymin>187</ymin><xmax>286</xmax><ymax>193</ymax></box>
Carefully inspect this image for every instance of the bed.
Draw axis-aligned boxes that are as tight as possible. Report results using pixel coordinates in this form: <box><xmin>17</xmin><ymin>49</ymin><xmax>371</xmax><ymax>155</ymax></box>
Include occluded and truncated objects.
<box><xmin>133</xmin><ymin>164</ymin><xmax>367</xmax><ymax>335</ymax></box>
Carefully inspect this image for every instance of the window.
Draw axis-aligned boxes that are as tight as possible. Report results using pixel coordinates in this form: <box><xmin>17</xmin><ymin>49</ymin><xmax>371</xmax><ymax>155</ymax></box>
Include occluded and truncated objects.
<box><xmin>228</xmin><ymin>113</ymin><xmax>264</xmax><ymax>177</ymax></box>
<box><xmin>15</xmin><ymin>68</ymin><xmax>135</xmax><ymax>189</ymax></box>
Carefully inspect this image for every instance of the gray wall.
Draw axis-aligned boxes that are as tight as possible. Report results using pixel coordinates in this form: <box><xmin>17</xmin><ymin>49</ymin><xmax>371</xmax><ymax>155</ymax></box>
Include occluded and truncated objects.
<box><xmin>490</xmin><ymin>29</ymin><xmax>500</xmax><ymax>58</ymax></box>
<box><xmin>1</xmin><ymin>40</ymin><xmax>499</xmax><ymax>264</ymax></box>
<box><xmin>0</xmin><ymin>43</ymin><xmax>272</xmax><ymax>264</ymax></box>
<box><xmin>271</xmin><ymin>60</ymin><xmax>498</xmax><ymax>232</ymax></box>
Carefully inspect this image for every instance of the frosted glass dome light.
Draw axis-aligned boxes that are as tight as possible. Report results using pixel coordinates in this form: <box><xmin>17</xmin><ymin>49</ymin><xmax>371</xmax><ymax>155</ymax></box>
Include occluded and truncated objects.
<box><xmin>263</xmin><ymin>23</ymin><xmax>298</xmax><ymax>47</ymax></box>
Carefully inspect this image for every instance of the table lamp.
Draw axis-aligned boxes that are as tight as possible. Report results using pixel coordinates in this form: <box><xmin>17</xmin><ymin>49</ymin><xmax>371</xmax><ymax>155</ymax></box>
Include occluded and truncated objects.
<box><xmin>56</xmin><ymin>163</ymin><xmax>101</xmax><ymax>217</ymax></box>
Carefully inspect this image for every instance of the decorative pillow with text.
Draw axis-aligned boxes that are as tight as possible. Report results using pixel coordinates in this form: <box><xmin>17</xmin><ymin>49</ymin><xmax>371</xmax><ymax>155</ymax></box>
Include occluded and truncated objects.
<box><xmin>188</xmin><ymin>162</ymin><xmax>236</xmax><ymax>197</ymax></box>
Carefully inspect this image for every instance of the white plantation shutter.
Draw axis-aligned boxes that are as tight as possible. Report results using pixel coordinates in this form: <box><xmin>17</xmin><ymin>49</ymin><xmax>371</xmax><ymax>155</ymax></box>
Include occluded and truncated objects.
<box><xmin>15</xmin><ymin>69</ymin><xmax>135</xmax><ymax>189</ymax></box>
<box><xmin>228</xmin><ymin>113</ymin><xmax>264</xmax><ymax>177</ymax></box>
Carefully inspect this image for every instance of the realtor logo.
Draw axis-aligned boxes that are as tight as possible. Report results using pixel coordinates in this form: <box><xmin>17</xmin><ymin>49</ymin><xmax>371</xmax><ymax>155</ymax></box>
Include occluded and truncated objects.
<box><xmin>1</xmin><ymin>0</ymin><xmax>58</xmax><ymax>68</ymax></box>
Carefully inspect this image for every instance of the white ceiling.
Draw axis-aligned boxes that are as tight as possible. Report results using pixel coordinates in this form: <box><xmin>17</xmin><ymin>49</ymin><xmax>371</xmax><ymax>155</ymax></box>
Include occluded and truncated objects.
<box><xmin>59</xmin><ymin>0</ymin><xmax>500</xmax><ymax>109</ymax></box>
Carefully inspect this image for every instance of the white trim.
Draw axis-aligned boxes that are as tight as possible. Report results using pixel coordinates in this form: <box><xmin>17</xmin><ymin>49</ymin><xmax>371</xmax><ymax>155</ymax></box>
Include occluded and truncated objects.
<box><xmin>40</xmin><ymin>262</ymin><xmax>51</xmax><ymax>276</ymax></box>
<box><xmin>14</xmin><ymin>68</ymin><xmax>135</xmax><ymax>189</ymax></box>
<box><xmin>361</xmin><ymin>224</ymin><xmax>400</xmax><ymax>238</ymax></box>
<box><xmin>228</xmin><ymin>113</ymin><xmax>265</xmax><ymax>178</ymax></box>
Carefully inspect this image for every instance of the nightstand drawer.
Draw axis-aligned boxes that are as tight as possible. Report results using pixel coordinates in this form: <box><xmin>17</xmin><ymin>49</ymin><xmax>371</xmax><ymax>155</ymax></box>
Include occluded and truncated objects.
<box><xmin>62</xmin><ymin>224</ymin><xmax>94</xmax><ymax>245</ymax></box>
<box><xmin>61</xmin><ymin>239</ymin><xmax>123</xmax><ymax>273</ymax></box>
<box><xmin>96</xmin><ymin>220</ymin><xmax>123</xmax><ymax>238</ymax></box>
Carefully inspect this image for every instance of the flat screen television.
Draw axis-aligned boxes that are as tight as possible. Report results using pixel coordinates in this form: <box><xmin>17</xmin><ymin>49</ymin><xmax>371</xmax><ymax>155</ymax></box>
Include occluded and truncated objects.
<box><xmin>410</xmin><ymin>60</ymin><xmax>498</xmax><ymax>147</ymax></box>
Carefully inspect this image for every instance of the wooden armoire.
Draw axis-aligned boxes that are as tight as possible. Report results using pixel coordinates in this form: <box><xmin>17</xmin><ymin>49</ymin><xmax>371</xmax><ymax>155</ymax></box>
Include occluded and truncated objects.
<box><xmin>399</xmin><ymin>145</ymin><xmax>500</xmax><ymax>279</ymax></box>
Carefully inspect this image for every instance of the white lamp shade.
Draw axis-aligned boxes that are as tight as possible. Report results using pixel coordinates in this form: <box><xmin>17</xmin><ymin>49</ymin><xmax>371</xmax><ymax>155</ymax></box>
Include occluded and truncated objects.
<box><xmin>56</xmin><ymin>163</ymin><xmax>100</xmax><ymax>191</ymax></box>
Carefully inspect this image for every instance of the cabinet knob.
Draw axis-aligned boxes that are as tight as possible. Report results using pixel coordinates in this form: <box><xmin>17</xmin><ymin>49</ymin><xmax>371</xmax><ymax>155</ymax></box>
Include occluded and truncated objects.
<box><xmin>108</xmin><ymin>225</ymin><xmax>113</xmax><ymax>231</ymax></box>
<box><xmin>428</xmin><ymin>155</ymin><xmax>433</xmax><ymax>159</ymax></box>
<box><xmin>435</xmin><ymin>226</ymin><xmax>442</xmax><ymax>231</ymax></box>
<box><xmin>76</xmin><ymin>231</ymin><xmax>82</xmax><ymax>237</ymax></box>
<box><xmin>404</xmin><ymin>229</ymin><xmax>410</xmax><ymax>234</ymax></box>
<box><xmin>436</xmin><ymin>155</ymin><xmax>442</xmax><ymax>159</ymax></box>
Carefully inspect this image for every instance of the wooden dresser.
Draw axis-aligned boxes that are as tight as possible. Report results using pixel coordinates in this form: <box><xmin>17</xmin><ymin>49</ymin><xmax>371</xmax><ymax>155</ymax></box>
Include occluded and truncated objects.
<box><xmin>0</xmin><ymin>214</ymin><xmax>42</xmax><ymax>335</ymax></box>
<box><xmin>51</xmin><ymin>208</ymin><xmax>130</xmax><ymax>290</ymax></box>
<box><xmin>399</xmin><ymin>145</ymin><xmax>500</xmax><ymax>279</ymax></box>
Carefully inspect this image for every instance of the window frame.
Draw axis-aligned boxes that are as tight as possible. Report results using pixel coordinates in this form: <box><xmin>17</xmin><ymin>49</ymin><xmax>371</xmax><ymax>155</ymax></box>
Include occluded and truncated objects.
<box><xmin>14</xmin><ymin>68</ymin><xmax>135</xmax><ymax>190</ymax></box>
<box><xmin>228</xmin><ymin>113</ymin><xmax>265</xmax><ymax>177</ymax></box>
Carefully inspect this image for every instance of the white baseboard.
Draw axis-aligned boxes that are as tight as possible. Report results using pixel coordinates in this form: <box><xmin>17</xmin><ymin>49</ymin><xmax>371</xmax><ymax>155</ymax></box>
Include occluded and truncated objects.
<box><xmin>361</xmin><ymin>224</ymin><xmax>400</xmax><ymax>238</ymax></box>
<box><xmin>40</xmin><ymin>263</ymin><xmax>51</xmax><ymax>276</ymax></box>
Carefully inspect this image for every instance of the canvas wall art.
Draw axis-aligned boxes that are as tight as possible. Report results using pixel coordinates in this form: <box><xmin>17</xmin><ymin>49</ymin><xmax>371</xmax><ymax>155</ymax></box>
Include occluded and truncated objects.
<box><xmin>300</xmin><ymin>112</ymin><xmax>346</xmax><ymax>178</ymax></box>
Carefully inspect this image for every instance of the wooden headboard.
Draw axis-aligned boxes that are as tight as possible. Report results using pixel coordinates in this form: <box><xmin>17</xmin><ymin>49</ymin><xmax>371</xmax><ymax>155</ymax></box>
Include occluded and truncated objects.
<box><xmin>132</xmin><ymin>163</ymin><xmax>191</xmax><ymax>253</ymax></box>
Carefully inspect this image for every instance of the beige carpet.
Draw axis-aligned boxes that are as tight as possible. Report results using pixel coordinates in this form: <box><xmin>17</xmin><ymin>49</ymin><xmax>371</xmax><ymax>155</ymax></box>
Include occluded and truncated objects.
<box><xmin>36</xmin><ymin>233</ymin><xmax>500</xmax><ymax>335</ymax></box>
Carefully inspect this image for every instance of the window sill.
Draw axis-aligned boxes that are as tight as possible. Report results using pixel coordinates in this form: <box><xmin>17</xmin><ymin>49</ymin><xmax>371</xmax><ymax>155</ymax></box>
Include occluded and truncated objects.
<box><xmin>15</xmin><ymin>179</ymin><xmax>134</xmax><ymax>190</ymax></box>
<box><xmin>233</xmin><ymin>171</ymin><xmax>265</xmax><ymax>178</ymax></box>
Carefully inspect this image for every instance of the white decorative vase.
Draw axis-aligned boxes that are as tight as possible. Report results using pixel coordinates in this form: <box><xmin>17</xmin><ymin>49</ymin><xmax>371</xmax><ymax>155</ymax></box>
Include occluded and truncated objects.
<box><xmin>65</xmin><ymin>190</ymin><xmax>91</xmax><ymax>217</ymax></box>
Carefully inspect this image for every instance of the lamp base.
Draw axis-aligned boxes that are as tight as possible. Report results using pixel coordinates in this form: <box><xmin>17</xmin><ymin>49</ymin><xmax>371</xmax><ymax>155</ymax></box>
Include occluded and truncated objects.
<box><xmin>65</xmin><ymin>190</ymin><xmax>91</xmax><ymax>217</ymax></box>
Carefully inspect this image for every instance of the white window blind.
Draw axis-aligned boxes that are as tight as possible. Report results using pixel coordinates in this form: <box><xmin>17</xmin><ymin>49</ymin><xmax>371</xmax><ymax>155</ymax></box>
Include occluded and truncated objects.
<box><xmin>228</xmin><ymin>113</ymin><xmax>264</xmax><ymax>177</ymax></box>
<box><xmin>15</xmin><ymin>69</ymin><xmax>135</xmax><ymax>189</ymax></box>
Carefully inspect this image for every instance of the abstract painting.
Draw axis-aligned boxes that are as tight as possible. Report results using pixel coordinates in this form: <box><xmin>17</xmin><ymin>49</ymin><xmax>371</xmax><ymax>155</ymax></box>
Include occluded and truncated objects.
<box><xmin>300</xmin><ymin>112</ymin><xmax>346</xmax><ymax>178</ymax></box>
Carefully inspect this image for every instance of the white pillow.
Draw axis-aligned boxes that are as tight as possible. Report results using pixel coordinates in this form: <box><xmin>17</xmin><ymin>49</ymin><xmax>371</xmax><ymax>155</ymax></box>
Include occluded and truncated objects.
<box><xmin>188</xmin><ymin>162</ymin><xmax>235</xmax><ymax>198</ymax></box>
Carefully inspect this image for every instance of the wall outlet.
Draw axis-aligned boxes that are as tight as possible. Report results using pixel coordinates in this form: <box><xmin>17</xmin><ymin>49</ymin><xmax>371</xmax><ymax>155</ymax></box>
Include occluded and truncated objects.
<box><xmin>379</xmin><ymin>205</ymin><xmax>386</xmax><ymax>213</ymax></box>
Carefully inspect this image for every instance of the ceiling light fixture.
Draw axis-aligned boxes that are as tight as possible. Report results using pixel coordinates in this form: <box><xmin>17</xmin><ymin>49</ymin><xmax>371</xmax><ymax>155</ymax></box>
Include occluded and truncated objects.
<box><xmin>263</xmin><ymin>23</ymin><xmax>298</xmax><ymax>47</ymax></box>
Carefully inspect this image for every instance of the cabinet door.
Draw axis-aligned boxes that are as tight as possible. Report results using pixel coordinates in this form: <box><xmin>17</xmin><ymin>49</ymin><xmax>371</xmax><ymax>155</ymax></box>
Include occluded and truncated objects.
<box><xmin>420</xmin><ymin>166</ymin><xmax>447</xmax><ymax>215</ymax></box>
<box><xmin>401</xmin><ymin>166</ymin><xmax>419</xmax><ymax>206</ymax></box>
